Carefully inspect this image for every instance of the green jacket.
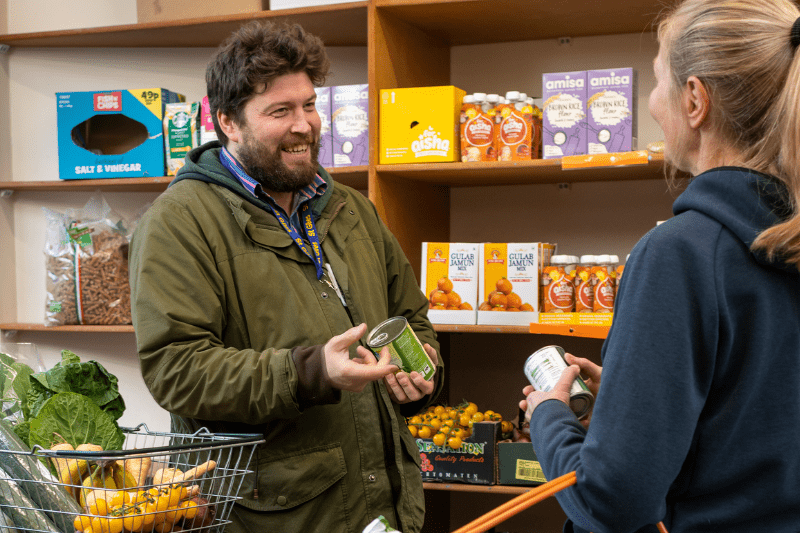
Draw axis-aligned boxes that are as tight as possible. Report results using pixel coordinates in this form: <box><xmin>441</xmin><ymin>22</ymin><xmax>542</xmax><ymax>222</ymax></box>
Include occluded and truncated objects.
<box><xmin>129</xmin><ymin>142</ymin><xmax>443</xmax><ymax>533</ymax></box>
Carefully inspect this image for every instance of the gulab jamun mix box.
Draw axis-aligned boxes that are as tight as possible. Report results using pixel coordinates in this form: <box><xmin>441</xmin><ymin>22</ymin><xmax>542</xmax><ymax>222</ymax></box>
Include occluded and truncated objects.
<box><xmin>478</xmin><ymin>242</ymin><xmax>556</xmax><ymax>326</ymax></box>
<box><xmin>420</xmin><ymin>242</ymin><xmax>479</xmax><ymax>325</ymax></box>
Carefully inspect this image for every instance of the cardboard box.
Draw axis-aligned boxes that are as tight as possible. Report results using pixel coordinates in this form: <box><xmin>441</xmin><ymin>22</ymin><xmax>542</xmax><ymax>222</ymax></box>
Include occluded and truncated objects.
<box><xmin>200</xmin><ymin>96</ymin><xmax>218</xmax><ymax>145</ymax></box>
<box><xmin>497</xmin><ymin>442</ymin><xmax>547</xmax><ymax>486</ymax></box>
<box><xmin>478</xmin><ymin>243</ymin><xmax>555</xmax><ymax>326</ymax></box>
<box><xmin>56</xmin><ymin>88</ymin><xmax>184</xmax><ymax>180</ymax></box>
<box><xmin>270</xmin><ymin>0</ymin><xmax>354</xmax><ymax>8</ymax></box>
<box><xmin>314</xmin><ymin>86</ymin><xmax>333</xmax><ymax>168</ymax></box>
<box><xmin>380</xmin><ymin>86</ymin><xmax>466</xmax><ymax>164</ymax></box>
<box><xmin>421</xmin><ymin>242</ymin><xmax>479</xmax><ymax>325</ymax></box>
<box><xmin>587</xmin><ymin>68</ymin><xmax>637</xmax><ymax>154</ymax></box>
<box><xmin>417</xmin><ymin>422</ymin><xmax>500</xmax><ymax>485</ymax></box>
<box><xmin>332</xmin><ymin>84</ymin><xmax>369</xmax><ymax>167</ymax></box>
<box><xmin>137</xmin><ymin>0</ymin><xmax>267</xmax><ymax>23</ymax></box>
<box><xmin>542</xmin><ymin>71</ymin><xmax>587</xmax><ymax>159</ymax></box>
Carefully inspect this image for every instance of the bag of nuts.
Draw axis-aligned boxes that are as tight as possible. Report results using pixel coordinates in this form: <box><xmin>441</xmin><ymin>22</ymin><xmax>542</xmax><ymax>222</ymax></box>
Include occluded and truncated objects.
<box><xmin>43</xmin><ymin>195</ymin><xmax>132</xmax><ymax>326</ymax></box>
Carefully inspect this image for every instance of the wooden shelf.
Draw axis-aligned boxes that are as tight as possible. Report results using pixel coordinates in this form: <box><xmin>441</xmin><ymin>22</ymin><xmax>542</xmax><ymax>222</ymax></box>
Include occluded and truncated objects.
<box><xmin>0</xmin><ymin>166</ymin><xmax>369</xmax><ymax>193</ymax></box>
<box><xmin>0</xmin><ymin>3</ymin><xmax>368</xmax><ymax>48</ymax></box>
<box><xmin>0</xmin><ymin>323</ymin><xmax>135</xmax><ymax>333</ymax></box>
<box><xmin>376</xmin><ymin>153</ymin><xmax>665</xmax><ymax>187</ymax></box>
<box><xmin>375</xmin><ymin>0</ymin><xmax>662</xmax><ymax>46</ymax></box>
<box><xmin>0</xmin><ymin>322</ymin><xmax>607</xmax><ymax>338</ymax></box>
<box><xmin>423</xmin><ymin>482</ymin><xmax>532</xmax><ymax>495</ymax></box>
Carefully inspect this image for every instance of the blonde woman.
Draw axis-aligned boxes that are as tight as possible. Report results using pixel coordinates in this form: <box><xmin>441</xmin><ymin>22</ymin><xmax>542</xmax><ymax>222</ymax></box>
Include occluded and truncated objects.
<box><xmin>521</xmin><ymin>1</ymin><xmax>800</xmax><ymax>532</ymax></box>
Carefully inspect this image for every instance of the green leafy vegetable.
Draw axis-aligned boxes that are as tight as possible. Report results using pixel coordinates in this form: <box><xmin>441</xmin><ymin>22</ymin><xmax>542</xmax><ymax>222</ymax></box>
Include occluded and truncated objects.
<box><xmin>27</xmin><ymin>350</ymin><xmax>125</xmax><ymax>421</ymax></box>
<box><xmin>1</xmin><ymin>352</ymin><xmax>35</xmax><ymax>420</ymax></box>
<box><xmin>28</xmin><ymin>392</ymin><xmax>124</xmax><ymax>451</ymax></box>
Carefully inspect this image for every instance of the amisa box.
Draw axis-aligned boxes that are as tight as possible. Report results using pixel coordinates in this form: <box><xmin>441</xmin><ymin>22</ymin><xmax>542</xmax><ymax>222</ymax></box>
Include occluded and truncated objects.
<box><xmin>587</xmin><ymin>68</ymin><xmax>637</xmax><ymax>153</ymax></box>
<box><xmin>542</xmin><ymin>71</ymin><xmax>587</xmax><ymax>159</ymax></box>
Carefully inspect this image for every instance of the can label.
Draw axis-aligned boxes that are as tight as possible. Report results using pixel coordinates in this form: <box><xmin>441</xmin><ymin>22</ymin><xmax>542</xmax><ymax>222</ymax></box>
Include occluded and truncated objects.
<box><xmin>367</xmin><ymin>317</ymin><xmax>436</xmax><ymax>381</ymax></box>
<box><xmin>524</xmin><ymin>345</ymin><xmax>593</xmax><ymax>419</ymax></box>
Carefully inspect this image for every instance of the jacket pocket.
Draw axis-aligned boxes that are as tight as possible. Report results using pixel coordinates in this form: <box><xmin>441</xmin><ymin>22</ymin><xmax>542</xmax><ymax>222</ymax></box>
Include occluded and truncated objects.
<box><xmin>237</xmin><ymin>444</ymin><xmax>347</xmax><ymax>512</ymax></box>
<box><xmin>398</xmin><ymin>425</ymin><xmax>422</xmax><ymax>469</ymax></box>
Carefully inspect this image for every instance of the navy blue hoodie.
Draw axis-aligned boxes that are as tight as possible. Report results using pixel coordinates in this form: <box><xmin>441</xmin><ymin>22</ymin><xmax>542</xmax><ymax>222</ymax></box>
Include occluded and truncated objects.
<box><xmin>530</xmin><ymin>167</ymin><xmax>800</xmax><ymax>533</ymax></box>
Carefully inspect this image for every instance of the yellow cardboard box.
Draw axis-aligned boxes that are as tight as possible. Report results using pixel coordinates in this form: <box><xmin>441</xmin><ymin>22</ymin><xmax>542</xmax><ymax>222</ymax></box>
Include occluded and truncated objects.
<box><xmin>380</xmin><ymin>86</ymin><xmax>466</xmax><ymax>164</ymax></box>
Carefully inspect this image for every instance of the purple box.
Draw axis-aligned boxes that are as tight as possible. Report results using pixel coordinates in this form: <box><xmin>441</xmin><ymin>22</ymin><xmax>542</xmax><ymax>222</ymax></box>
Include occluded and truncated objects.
<box><xmin>542</xmin><ymin>71</ymin><xmax>587</xmax><ymax>159</ymax></box>
<box><xmin>314</xmin><ymin>86</ymin><xmax>332</xmax><ymax>168</ymax></box>
<box><xmin>332</xmin><ymin>84</ymin><xmax>369</xmax><ymax>167</ymax></box>
<box><xmin>587</xmin><ymin>68</ymin><xmax>637</xmax><ymax>154</ymax></box>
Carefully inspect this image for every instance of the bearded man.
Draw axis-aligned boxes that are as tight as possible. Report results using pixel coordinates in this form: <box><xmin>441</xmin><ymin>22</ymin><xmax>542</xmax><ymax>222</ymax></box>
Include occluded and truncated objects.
<box><xmin>128</xmin><ymin>21</ymin><xmax>443</xmax><ymax>533</ymax></box>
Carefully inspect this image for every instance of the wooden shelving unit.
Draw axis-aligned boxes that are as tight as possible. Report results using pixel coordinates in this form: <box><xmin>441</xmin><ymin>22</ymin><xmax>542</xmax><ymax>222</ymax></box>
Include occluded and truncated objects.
<box><xmin>0</xmin><ymin>1</ymin><xmax>667</xmax><ymax>531</ymax></box>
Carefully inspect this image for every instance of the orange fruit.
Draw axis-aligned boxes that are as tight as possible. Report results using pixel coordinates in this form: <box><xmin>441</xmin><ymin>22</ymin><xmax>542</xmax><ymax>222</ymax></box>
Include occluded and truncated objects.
<box><xmin>496</xmin><ymin>277</ymin><xmax>513</xmax><ymax>295</ymax></box>
<box><xmin>459</xmin><ymin>302</ymin><xmax>473</xmax><ymax>310</ymax></box>
<box><xmin>491</xmin><ymin>306</ymin><xmax>506</xmax><ymax>311</ymax></box>
<box><xmin>489</xmin><ymin>292</ymin><xmax>507</xmax><ymax>308</ymax></box>
<box><xmin>446</xmin><ymin>306</ymin><xmax>461</xmax><ymax>310</ymax></box>
<box><xmin>431</xmin><ymin>303</ymin><xmax>447</xmax><ymax>310</ymax></box>
<box><xmin>447</xmin><ymin>292</ymin><xmax>462</xmax><ymax>307</ymax></box>
<box><xmin>506</xmin><ymin>307</ymin><xmax>521</xmax><ymax>311</ymax></box>
<box><xmin>437</xmin><ymin>277</ymin><xmax>454</xmax><ymax>293</ymax></box>
<box><xmin>430</xmin><ymin>290</ymin><xmax>448</xmax><ymax>306</ymax></box>
<box><xmin>519</xmin><ymin>303</ymin><xmax>535</xmax><ymax>312</ymax></box>
<box><xmin>478</xmin><ymin>302</ymin><xmax>492</xmax><ymax>311</ymax></box>
<box><xmin>506</xmin><ymin>292</ymin><xmax>522</xmax><ymax>308</ymax></box>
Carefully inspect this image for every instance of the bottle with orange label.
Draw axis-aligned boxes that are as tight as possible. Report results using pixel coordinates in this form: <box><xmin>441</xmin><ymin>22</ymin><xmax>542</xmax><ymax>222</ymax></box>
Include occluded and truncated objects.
<box><xmin>529</xmin><ymin>96</ymin><xmax>544</xmax><ymax>159</ymax></box>
<box><xmin>592</xmin><ymin>254</ymin><xmax>616</xmax><ymax>313</ymax></box>
<box><xmin>461</xmin><ymin>93</ymin><xmax>495</xmax><ymax>162</ymax></box>
<box><xmin>494</xmin><ymin>90</ymin><xmax>534</xmax><ymax>161</ymax></box>
<box><xmin>575</xmin><ymin>254</ymin><xmax>596</xmax><ymax>313</ymax></box>
<box><xmin>541</xmin><ymin>255</ymin><xmax>575</xmax><ymax>312</ymax></box>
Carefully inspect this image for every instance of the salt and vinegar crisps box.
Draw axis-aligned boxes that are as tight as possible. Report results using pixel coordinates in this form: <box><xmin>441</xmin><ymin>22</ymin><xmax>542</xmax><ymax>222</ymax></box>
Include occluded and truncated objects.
<box><xmin>57</xmin><ymin>88</ymin><xmax>184</xmax><ymax>179</ymax></box>
<box><xmin>478</xmin><ymin>242</ymin><xmax>556</xmax><ymax>326</ymax></box>
<box><xmin>380</xmin><ymin>86</ymin><xmax>467</xmax><ymax>164</ymax></box>
<box><xmin>420</xmin><ymin>242</ymin><xmax>479</xmax><ymax>325</ymax></box>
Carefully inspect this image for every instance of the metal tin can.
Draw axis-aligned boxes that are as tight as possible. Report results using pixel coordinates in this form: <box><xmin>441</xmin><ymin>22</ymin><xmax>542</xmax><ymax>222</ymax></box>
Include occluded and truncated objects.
<box><xmin>524</xmin><ymin>345</ymin><xmax>594</xmax><ymax>419</ymax></box>
<box><xmin>367</xmin><ymin>317</ymin><xmax>436</xmax><ymax>381</ymax></box>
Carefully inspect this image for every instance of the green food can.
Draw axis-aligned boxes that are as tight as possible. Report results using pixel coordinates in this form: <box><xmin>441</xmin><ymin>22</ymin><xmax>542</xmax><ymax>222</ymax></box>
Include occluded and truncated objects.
<box><xmin>367</xmin><ymin>317</ymin><xmax>436</xmax><ymax>381</ymax></box>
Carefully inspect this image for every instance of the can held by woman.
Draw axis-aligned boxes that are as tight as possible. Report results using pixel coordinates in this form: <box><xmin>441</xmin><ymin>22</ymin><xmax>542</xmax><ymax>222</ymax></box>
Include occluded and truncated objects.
<box><xmin>524</xmin><ymin>345</ymin><xmax>594</xmax><ymax>419</ymax></box>
<box><xmin>367</xmin><ymin>317</ymin><xmax>436</xmax><ymax>381</ymax></box>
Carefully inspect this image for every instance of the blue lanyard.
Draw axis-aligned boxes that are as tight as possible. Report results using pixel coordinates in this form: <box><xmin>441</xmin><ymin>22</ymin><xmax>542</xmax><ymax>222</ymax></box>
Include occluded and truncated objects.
<box><xmin>265</xmin><ymin>201</ymin><xmax>324</xmax><ymax>280</ymax></box>
<box><xmin>220</xmin><ymin>149</ymin><xmax>324</xmax><ymax>279</ymax></box>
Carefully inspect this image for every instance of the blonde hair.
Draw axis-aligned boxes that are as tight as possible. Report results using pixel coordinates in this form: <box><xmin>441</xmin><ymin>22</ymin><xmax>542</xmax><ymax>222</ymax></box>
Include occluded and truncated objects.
<box><xmin>657</xmin><ymin>0</ymin><xmax>800</xmax><ymax>271</ymax></box>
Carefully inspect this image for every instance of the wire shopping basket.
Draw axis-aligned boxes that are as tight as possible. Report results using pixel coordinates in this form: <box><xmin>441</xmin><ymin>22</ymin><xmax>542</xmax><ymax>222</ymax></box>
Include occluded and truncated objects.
<box><xmin>0</xmin><ymin>423</ymin><xmax>264</xmax><ymax>533</ymax></box>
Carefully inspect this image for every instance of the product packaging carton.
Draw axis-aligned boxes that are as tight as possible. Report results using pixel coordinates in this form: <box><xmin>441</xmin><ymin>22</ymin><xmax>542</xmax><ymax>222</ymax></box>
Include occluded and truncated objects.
<box><xmin>421</xmin><ymin>242</ymin><xmax>479</xmax><ymax>325</ymax></box>
<box><xmin>332</xmin><ymin>84</ymin><xmax>369</xmax><ymax>167</ymax></box>
<box><xmin>137</xmin><ymin>0</ymin><xmax>267</xmax><ymax>23</ymax></box>
<box><xmin>542</xmin><ymin>71</ymin><xmax>587</xmax><ymax>159</ymax></box>
<box><xmin>56</xmin><ymin>88</ymin><xmax>184</xmax><ymax>180</ymax></box>
<box><xmin>200</xmin><ymin>96</ymin><xmax>218</xmax><ymax>145</ymax></box>
<box><xmin>497</xmin><ymin>442</ymin><xmax>546</xmax><ymax>486</ymax></box>
<box><xmin>314</xmin><ymin>86</ymin><xmax>333</xmax><ymax>168</ymax></box>
<box><xmin>587</xmin><ymin>68</ymin><xmax>637</xmax><ymax>154</ymax></box>
<box><xmin>478</xmin><ymin>242</ymin><xmax>556</xmax><ymax>326</ymax></box>
<box><xmin>417</xmin><ymin>422</ymin><xmax>500</xmax><ymax>485</ymax></box>
<box><xmin>380</xmin><ymin>86</ymin><xmax>467</xmax><ymax>164</ymax></box>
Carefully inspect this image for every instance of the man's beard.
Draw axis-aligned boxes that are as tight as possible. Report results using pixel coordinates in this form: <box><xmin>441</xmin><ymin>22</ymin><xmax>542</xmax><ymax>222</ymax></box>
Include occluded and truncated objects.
<box><xmin>236</xmin><ymin>129</ymin><xmax>320</xmax><ymax>193</ymax></box>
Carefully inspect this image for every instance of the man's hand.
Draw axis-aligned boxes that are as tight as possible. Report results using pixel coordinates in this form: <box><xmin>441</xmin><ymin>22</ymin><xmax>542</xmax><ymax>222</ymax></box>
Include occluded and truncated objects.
<box><xmin>324</xmin><ymin>323</ymin><xmax>398</xmax><ymax>392</ymax></box>
<box><xmin>519</xmin><ymin>364</ymin><xmax>580</xmax><ymax>424</ymax></box>
<box><xmin>381</xmin><ymin>343</ymin><xmax>439</xmax><ymax>404</ymax></box>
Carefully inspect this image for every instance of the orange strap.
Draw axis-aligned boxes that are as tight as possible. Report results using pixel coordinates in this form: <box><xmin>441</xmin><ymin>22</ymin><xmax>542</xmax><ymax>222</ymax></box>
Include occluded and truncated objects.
<box><xmin>451</xmin><ymin>471</ymin><xmax>668</xmax><ymax>533</ymax></box>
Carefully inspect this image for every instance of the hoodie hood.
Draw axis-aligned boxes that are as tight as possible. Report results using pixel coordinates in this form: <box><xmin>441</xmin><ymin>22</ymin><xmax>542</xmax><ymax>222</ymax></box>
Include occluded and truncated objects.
<box><xmin>672</xmin><ymin>166</ymin><xmax>793</xmax><ymax>271</ymax></box>
<box><xmin>170</xmin><ymin>141</ymin><xmax>335</xmax><ymax>218</ymax></box>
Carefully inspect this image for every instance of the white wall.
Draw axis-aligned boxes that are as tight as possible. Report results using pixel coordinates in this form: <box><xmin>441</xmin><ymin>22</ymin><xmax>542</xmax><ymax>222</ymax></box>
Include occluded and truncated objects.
<box><xmin>7</xmin><ymin>0</ymin><xmax>136</xmax><ymax>33</ymax></box>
